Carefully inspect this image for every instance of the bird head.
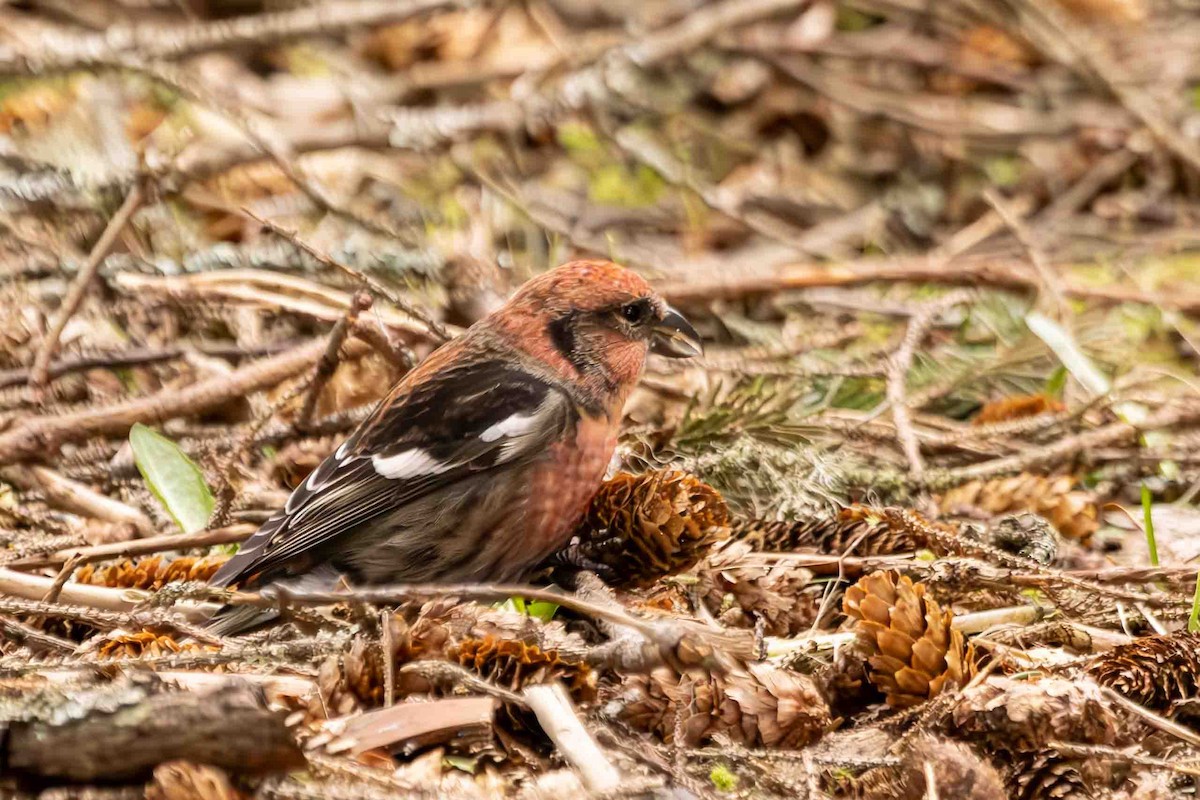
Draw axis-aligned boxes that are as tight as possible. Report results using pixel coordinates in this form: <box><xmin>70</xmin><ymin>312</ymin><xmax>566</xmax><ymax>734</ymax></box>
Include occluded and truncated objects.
<box><xmin>487</xmin><ymin>259</ymin><xmax>702</xmax><ymax>407</ymax></box>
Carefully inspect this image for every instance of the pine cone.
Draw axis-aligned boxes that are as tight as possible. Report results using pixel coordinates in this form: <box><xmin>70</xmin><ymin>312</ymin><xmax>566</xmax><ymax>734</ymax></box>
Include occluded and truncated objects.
<box><xmin>842</xmin><ymin>570</ymin><xmax>971</xmax><ymax>708</ymax></box>
<box><xmin>570</xmin><ymin>470</ymin><xmax>729</xmax><ymax>588</ymax></box>
<box><xmin>76</xmin><ymin>555</ymin><xmax>230</xmax><ymax>591</ymax></box>
<box><xmin>614</xmin><ymin>662</ymin><xmax>829</xmax><ymax>748</ymax></box>
<box><xmin>95</xmin><ymin>631</ymin><xmax>213</xmax><ymax>660</ymax></box>
<box><xmin>147</xmin><ymin>760</ymin><xmax>245</xmax><ymax>800</ymax></box>
<box><xmin>861</xmin><ymin>734</ymin><xmax>1005</xmax><ymax>800</ymax></box>
<box><xmin>1009</xmin><ymin>751</ymin><xmax>1096</xmax><ymax>800</ymax></box>
<box><xmin>973</xmin><ymin>394</ymin><xmax>1065</xmax><ymax>425</ymax></box>
<box><xmin>938</xmin><ymin>474</ymin><xmax>1099</xmax><ymax>541</ymax></box>
<box><xmin>951</xmin><ymin>677</ymin><xmax>1119</xmax><ymax>751</ymax></box>
<box><xmin>454</xmin><ymin>636</ymin><xmax>595</xmax><ymax>701</ymax></box>
<box><xmin>734</xmin><ymin>506</ymin><xmax>914</xmax><ymax>555</ymax></box>
<box><xmin>690</xmin><ymin>540</ymin><xmax>820</xmax><ymax>637</ymax></box>
<box><xmin>1085</xmin><ymin>631</ymin><xmax>1200</xmax><ymax>710</ymax></box>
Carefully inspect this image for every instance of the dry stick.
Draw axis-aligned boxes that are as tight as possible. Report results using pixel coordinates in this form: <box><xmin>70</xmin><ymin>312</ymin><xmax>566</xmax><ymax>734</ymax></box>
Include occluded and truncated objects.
<box><xmin>944</xmin><ymin>402</ymin><xmax>1200</xmax><ymax>483</ymax></box>
<box><xmin>655</xmin><ymin>255</ymin><xmax>1200</xmax><ymax>313</ymax></box>
<box><xmin>0</xmin><ymin>0</ymin><xmax>459</xmax><ymax>75</ymax></box>
<box><xmin>0</xmin><ymin>596</ymin><xmax>223</xmax><ymax>643</ymax></box>
<box><xmin>0</xmin><ymin>464</ymin><xmax>155</xmax><ymax>536</ymax></box>
<box><xmin>245</xmin><ymin>209</ymin><xmax>451</xmax><ymax>343</ymax></box>
<box><xmin>0</xmin><ymin>614</ymin><xmax>75</xmax><ymax>653</ymax></box>
<box><xmin>982</xmin><ymin>188</ymin><xmax>1069</xmax><ymax>320</ymax></box>
<box><xmin>28</xmin><ymin>183</ymin><xmax>144</xmax><ymax>387</ymax></box>
<box><xmin>0</xmin><ymin>338</ymin><xmax>325</xmax><ymax>464</ymax></box>
<box><xmin>0</xmin><ymin>339</ymin><xmax>298</xmax><ymax>389</ymax></box>
<box><xmin>524</xmin><ymin>683</ymin><xmax>622</xmax><ymax>794</ymax></box>
<box><xmin>6</xmin><ymin>524</ymin><xmax>254</xmax><ymax>569</ymax></box>
<box><xmin>299</xmin><ymin>291</ymin><xmax>372</xmax><ymax>430</ymax></box>
<box><xmin>886</xmin><ymin>291</ymin><xmax>974</xmax><ymax>477</ymax></box>
<box><xmin>0</xmin><ymin>566</ymin><xmax>219</xmax><ymax>618</ymax></box>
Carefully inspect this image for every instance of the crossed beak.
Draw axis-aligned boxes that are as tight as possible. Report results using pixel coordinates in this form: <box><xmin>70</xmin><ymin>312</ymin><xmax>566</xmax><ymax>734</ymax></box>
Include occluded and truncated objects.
<box><xmin>651</xmin><ymin>305</ymin><xmax>703</xmax><ymax>358</ymax></box>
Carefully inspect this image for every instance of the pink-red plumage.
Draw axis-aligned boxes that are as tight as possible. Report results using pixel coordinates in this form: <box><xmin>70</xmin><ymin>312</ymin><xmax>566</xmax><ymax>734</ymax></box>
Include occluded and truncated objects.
<box><xmin>207</xmin><ymin>260</ymin><xmax>700</xmax><ymax>633</ymax></box>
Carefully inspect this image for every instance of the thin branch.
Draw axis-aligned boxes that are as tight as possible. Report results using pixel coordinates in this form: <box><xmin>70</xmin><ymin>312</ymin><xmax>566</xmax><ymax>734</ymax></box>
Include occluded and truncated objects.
<box><xmin>0</xmin><ymin>0</ymin><xmax>461</xmax><ymax>75</ymax></box>
<box><xmin>28</xmin><ymin>183</ymin><xmax>144</xmax><ymax>387</ymax></box>
<box><xmin>0</xmin><ymin>339</ymin><xmax>329</xmax><ymax>463</ymax></box>
<box><xmin>5</xmin><ymin>524</ymin><xmax>254</xmax><ymax>569</ymax></box>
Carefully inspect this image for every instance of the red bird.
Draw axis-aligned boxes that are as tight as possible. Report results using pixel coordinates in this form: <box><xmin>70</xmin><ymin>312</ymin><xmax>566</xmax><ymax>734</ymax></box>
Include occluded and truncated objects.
<box><xmin>208</xmin><ymin>259</ymin><xmax>701</xmax><ymax>632</ymax></box>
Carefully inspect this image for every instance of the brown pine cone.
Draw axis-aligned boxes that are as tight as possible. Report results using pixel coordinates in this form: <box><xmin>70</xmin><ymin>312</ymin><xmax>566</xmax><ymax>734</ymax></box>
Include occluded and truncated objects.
<box><xmin>842</xmin><ymin>570</ymin><xmax>971</xmax><ymax>708</ymax></box>
<box><xmin>1008</xmin><ymin>750</ymin><xmax>1097</xmax><ymax>800</ymax></box>
<box><xmin>973</xmin><ymin>394</ymin><xmax>1065</xmax><ymax>425</ymax></box>
<box><xmin>568</xmin><ymin>470</ymin><xmax>730</xmax><ymax>588</ymax></box>
<box><xmin>861</xmin><ymin>734</ymin><xmax>1005</xmax><ymax>800</ymax></box>
<box><xmin>690</xmin><ymin>540</ymin><xmax>820</xmax><ymax>637</ymax></box>
<box><xmin>733</xmin><ymin>506</ymin><xmax>914</xmax><ymax>555</ymax></box>
<box><xmin>1085</xmin><ymin>631</ymin><xmax>1200</xmax><ymax>710</ymax></box>
<box><xmin>95</xmin><ymin>631</ymin><xmax>214</xmax><ymax>660</ymax></box>
<box><xmin>77</xmin><ymin>555</ymin><xmax>230</xmax><ymax>591</ymax></box>
<box><xmin>939</xmin><ymin>474</ymin><xmax>1099</xmax><ymax>542</ymax></box>
<box><xmin>951</xmin><ymin>677</ymin><xmax>1119</xmax><ymax>751</ymax></box>
<box><xmin>613</xmin><ymin>662</ymin><xmax>830</xmax><ymax>748</ymax></box>
<box><xmin>454</xmin><ymin>636</ymin><xmax>595</xmax><ymax>701</ymax></box>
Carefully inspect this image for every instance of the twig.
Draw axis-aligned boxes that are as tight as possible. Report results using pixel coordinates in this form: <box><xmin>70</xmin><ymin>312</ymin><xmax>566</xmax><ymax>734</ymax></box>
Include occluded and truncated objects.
<box><xmin>244</xmin><ymin>210</ymin><xmax>451</xmax><ymax>342</ymax></box>
<box><xmin>887</xmin><ymin>291</ymin><xmax>974</xmax><ymax>477</ymax></box>
<box><xmin>0</xmin><ymin>0</ymin><xmax>460</xmax><ymax>75</ymax></box>
<box><xmin>0</xmin><ymin>339</ymin><xmax>328</xmax><ymax>463</ymax></box>
<box><xmin>5</xmin><ymin>524</ymin><xmax>255</xmax><ymax>569</ymax></box>
<box><xmin>28</xmin><ymin>183</ymin><xmax>144</xmax><ymax>387</ymax></box>
<box><xmin>0</xmin><ymin>614</ymin><xmax>75</xmax><ymax>653</ymax></box>
<box><xmin>0</xmin><ymin>339</ymin><xmax>299</xmax><ymax>389</ymax></box>
<box><xmin>0</xmin><ymin>465</ymin><xmax>156</xmax><ymax>536</ymax></box>
<box><xmin>299</xmin><ymin>291</ymin><xmax>373</xmax><ymax>430</ymax></box>
<box><xmin>655</xmin><ymin>255</ymin><xmax>1200</xmax><ymax>313</ymax></box>
<box><xmin>942</xmin><ymin>403</ymin><xmax>1200</xmax><ymax>483</ymax></box>
<box><xmin>524</xmin><ymin>683</ymin><xmax>622</xmax><ymax>794</ymax></box>
<box><xmin>0</xmin><ymin>566</ymin><xmax>219</xmax><ymax>618</ymax></box>
<box><xmin>982</xmin><ymin>188</ymin><xmax>1068</xmax><ymax>319</ymax></box>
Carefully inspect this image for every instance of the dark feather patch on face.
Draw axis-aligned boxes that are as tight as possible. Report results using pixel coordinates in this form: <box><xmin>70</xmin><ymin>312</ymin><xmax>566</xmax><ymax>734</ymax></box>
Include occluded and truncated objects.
<box><xmin>548</xmin><ymin>312</ymin><xmax>593</xmax><ymax>374</ymax></box>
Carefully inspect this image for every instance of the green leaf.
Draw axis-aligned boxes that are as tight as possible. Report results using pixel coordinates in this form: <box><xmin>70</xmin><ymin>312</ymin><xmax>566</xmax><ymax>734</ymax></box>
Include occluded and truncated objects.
<box><xmin>129</xmin><ymin>423</ymin><xmax>214</xmax><ymax>534</ymax></box>
<box><xmin>1044</xmin><ymin>366</ymin><xmax>1068</xmax><ymax>399</ymax></box>
<box><xmin>526</xmin><ymin>600</ymin><xmax>560</xmax><ymax>622</ymax></box>
<box><xmin>1141</xmin><ymin>484</ymin><xmax>1158</xmax><ymax>567</ymax></box>
<box><xmin>495</xmin><ymin>596</ymin><xmax>558</xmax><ymax>622</ymax></box>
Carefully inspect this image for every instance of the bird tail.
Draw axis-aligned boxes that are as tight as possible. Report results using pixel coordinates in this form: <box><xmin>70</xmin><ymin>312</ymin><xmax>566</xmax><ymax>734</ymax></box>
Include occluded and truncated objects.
<box><xmin>203</xmin><ymin>565</ymin><xmax>342</xmax><ymax>636</ymax></box>
<box><xmin>205</xmin><ymin>604</ymin><xmax>280</xmax><ymax>637</ymax></box>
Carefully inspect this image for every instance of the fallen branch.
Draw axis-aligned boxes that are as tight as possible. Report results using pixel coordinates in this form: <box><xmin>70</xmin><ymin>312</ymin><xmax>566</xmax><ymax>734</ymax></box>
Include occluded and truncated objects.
<box><xmin>525</xmin><ymin>683</ymin><xmax>622</xmax><ymax>793</ymax></box>
<box><xmin>0</xmin><ymin>339</ymin><xmax>328</xmax><ymax>464</ymax></box>
<box><xmin>0</xmin><ymin>0</ymin><xmax>459</xmax><ymax>75</ymax></box>
<box><xmin>5</xmin><ymin>524</ymin><xmax>255</xmax><ymax>569</ymax></box>
<box><xmin>658</xmin><ymin>256</ymin><xmax>1200</xmax><ymax>314</ymax></box>
<box><xmin>1</xmin><ymin>677</ymin><xmax>304</xmax><ymax>781</ymax></box>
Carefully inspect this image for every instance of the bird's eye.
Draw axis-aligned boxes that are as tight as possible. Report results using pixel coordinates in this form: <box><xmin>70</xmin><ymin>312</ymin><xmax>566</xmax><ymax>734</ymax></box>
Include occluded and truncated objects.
<box><xmin>620</xmin><ymin>301</ymin><xmax>651</xmax><ymax>324</ymax></box>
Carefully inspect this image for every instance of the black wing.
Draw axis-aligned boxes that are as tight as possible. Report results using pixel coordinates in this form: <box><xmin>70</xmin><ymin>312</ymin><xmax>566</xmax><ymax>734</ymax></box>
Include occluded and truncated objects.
<box><xmin>211</xmin><ymin>360</ymin><xmax>574</xmax><ymax>588</ymax></box>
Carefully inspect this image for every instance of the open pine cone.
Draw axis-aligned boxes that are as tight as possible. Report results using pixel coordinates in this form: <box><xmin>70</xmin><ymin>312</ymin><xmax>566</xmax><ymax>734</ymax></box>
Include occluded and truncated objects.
<box><xmin>843</xmin><ymin>570</ymin><xmax>971</xmax><ymax>708</ymax></box>
<box><xmin>734</xmin><ymin>506</ymin><xmax>915</xmax><ymax>555</ymax></box>
<box><xmin>613</xmin><ymin>662</ymin><xmax>830</xmax><ymax>748</ymax></box>
<box><xmin>939</xmin><ymin>474</ymin><xmax>1098</xmax><ymax>541</ymax></box>
<box><xmin>1085</xmin><ymin>631</ymin><xmax>1200</xmax><ymax>710</ymax></box>
<box><xmin>454</xmin><ymin>636</ymin><xmax>595</xmax><ymax>701</ymax></box>
<box><xmin>568</xmin><ymin>469</ymin><xmax>730</xmax><ymax>588</ymax></box>
<box><xmin>76</xmin><ymin>555</ymin><xmax>230</xmax><ymax>590</ymax></box>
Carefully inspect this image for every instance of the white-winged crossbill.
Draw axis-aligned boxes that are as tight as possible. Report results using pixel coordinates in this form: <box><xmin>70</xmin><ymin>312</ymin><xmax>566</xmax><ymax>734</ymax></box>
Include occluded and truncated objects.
<box><xmin>208</xmin><ymin>259</ymin><xmax>701</xmax><ymax>632</ymax></box>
